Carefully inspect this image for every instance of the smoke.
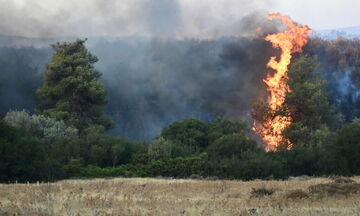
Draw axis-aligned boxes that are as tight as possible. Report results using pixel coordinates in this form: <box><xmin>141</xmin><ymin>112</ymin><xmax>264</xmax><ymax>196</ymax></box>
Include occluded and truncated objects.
<box><xmin>0</xmin><ymin>0</ymin><xmax>285</xmax><ymax>140</ymax></box>
<box><xmin>0</xmin><ymin>0</ymin><xmax>273</xmax><ymax>38</ymax></box>
<box><xmin>303</xmin><ymin>37</ymin><xmax>360</xmax><ymax>122</ymax></box>
<box><xmin>1</xmin><ymin>1</ymin><xmax>360</xmax><ymax>143</ymax></box>
<box><xmin>0</xmin><ymin>46</ymin><xmax>50</xmax><ymax>116</ymax></box>
<box><xmin>86</xmin><ymin>35</ymin><xmax>276</xmax><ymax>140</ymax></box>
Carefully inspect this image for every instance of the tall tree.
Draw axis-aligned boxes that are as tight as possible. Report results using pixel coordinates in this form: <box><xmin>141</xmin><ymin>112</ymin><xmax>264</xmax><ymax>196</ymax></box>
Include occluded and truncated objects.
<box><xmin>282</xmin><ymin>56</ymin><xmax>339</xmax><ymax>148</ymax></box>
<box><xmin>37</xmin><ymin>39</ymin><xmax>113</xmax><ymax>131</ymax></box>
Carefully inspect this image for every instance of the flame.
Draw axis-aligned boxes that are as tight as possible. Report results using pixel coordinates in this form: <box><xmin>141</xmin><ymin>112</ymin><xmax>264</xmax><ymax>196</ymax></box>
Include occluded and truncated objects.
<box><xmin>253</xmin><ymin>13</ymin><xmax>311</xmax><ymax>151</ymax></box>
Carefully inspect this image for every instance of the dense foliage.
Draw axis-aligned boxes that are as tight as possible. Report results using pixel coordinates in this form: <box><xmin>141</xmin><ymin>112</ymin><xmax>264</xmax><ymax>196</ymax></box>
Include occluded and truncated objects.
<box><xmin>37</xmin><ymin>40</ymin><xmax>113</xmax><ymax>131</ymax></box>
<box><xmin>1</xmin><ymin>38</ymin><xmax>360</xmax><ymax>182</ymax></box>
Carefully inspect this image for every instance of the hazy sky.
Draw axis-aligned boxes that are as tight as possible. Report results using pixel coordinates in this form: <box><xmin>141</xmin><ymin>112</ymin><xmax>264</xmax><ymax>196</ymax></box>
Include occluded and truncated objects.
<box><xmin>273</xmin><ymin>0</ymin><xmax>360</xmax><ymax>30</ymax></box>
<box><xmin>0</xmin><ymin>0</ymin><xmax>358</xmax><ymax>38</ymax></box>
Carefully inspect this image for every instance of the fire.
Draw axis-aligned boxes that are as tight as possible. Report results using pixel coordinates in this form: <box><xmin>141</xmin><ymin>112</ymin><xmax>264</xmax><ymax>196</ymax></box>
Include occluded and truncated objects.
<box><xmin>253</xmin><ymin>13</ymin><xmax>311</xmax><ymax>151</ymax></box>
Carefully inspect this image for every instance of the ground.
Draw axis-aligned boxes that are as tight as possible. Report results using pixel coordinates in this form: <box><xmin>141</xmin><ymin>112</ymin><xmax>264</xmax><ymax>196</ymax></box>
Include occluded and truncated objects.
<box><xmin>1</xmin><ymin>176</ymin><xmax>360</xmax><ymax>216</ymax></box>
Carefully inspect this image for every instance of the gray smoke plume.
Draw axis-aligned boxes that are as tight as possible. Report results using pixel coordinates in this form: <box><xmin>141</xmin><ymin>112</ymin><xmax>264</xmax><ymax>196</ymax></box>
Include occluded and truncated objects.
<box><xmin>87</xmin><ymin>35</ymin><xmax>277</xmax><ymax>139</ymax></box>
<box><xmin>0</xmin><ymin>0</ymin><xmax>274</xmax><ymax>38</ymax></box>
<box><xmin>0</xmin><ymin>0</ymin><xmax>285</xmax><ymax>140</ymax></box>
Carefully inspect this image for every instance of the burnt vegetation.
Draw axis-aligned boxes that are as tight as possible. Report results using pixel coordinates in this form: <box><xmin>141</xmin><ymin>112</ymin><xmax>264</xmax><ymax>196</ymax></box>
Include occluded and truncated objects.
<box><xmin>1</xmin><ymin>36</ymin><xmax>360</xmax><ymax>182</ymax></box>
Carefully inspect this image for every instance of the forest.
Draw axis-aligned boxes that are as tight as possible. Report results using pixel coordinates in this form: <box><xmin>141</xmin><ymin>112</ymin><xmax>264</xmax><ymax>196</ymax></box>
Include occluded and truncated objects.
<box><xmin>1</xmin><ymin>36</ymin><xmax>360</xmax><ymax>183</ymax></box>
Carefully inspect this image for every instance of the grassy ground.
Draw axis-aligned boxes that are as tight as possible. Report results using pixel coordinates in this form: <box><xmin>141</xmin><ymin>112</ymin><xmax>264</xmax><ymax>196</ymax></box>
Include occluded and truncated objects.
<box><xmin>1</xmin><ymin>176</ymin><xmax>360</xmax><ymax>216</ymax></box>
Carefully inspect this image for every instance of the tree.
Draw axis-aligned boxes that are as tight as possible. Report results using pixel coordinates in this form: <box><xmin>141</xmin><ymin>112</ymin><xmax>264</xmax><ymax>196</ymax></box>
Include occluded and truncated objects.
<box><xmin>3</xmin><ymin>110</ymin><xmax>78</xmax><ymax>140</ymax></box>
<box><xmin>0</xmin><ymin>120</ymin><xmax>60</xmax><ymax>182</ymax></box>
<box><xmin>282</xmin><ymin>56</ymin><xmax>340</xmax><ymax>148</ymax></box>
<box><xmin>207</xmin><ymin>118</ymin><xmax>247</xmax><ymax>144</ymax></box>
<box><xmin>37</xmin><ymin>39</ymin><xmax>113</xmax><ymax>131</ymax></box>
<box><xmin>207</xmin><ymin>134</ymin><xmax>258</xmax><ymax>160</ymax></box>
<box><xmin>330</xmin><ymin>119</ymin><xmax>360</xmax><ymax>174</ymax></box>
<box><xmin>161</xmin><ymin>119</ymin><xmax>208</xmax><ymax>149</ymax></box>
<box><xmin>148</xmin><ymin>137</ymin><xmax>194</xmax><ymax>159</ymax></box>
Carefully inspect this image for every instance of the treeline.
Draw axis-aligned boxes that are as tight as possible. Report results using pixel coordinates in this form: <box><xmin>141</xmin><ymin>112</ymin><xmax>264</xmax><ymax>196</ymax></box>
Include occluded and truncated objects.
<box><xmin>1</xmin><ymin>39</ymin><xmax>360</xmax><ymax>183</ymax></box>
<box><xmin>1</xmin><ymin>112</ymin><xmax>360</xmax><ymax>182</ymax></box>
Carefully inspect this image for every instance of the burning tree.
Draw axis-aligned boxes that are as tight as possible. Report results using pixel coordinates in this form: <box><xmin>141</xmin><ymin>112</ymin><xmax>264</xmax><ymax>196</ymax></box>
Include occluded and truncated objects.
<box><xmin>252</xmin><ymin>13</ymin><xmax>311</xmax><ymax>151</ymax></box>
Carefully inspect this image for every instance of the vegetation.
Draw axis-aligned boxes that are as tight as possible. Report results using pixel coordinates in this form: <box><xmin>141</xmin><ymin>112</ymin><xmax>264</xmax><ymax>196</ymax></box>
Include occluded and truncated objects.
<box><xmin>0</xmin><ymin>177</ymin><xmax>359</xmax><ymax>216</ymax></box>
<box><xmin>37</xmin><ymin>39</ymin><xmax>113</xmax><ymax>131</ymax></box>
<box><xmin>1</xmin><ymin>39</ymin><xmax>360</xmax><ymax>183</ymax></box>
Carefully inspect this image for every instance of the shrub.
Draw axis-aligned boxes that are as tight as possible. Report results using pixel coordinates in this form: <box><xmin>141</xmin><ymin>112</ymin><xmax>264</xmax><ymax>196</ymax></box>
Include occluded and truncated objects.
<box><xmin>148</xmin><ymin>154</ymin><xmax>208</xmax><ymax>178</ymax></box>
<box><xmin>161</xmin><ymin>119</ymin><xmax>208</xmax><ymax>149</ymax></box>
<box><xmin>63</xmin><ymin>159</ymin><xmax>83</xmax><ymax>178</ymax></box>
<box><xmin>4</xmin><ymin>110</ymin><xmax>78</xmax><ymax>140</ymax></box>
<box><xmin>236</xmin><ymin>151</ymin><xmax>286</xmax><ymax>180</ymax></box>
<box><xmin>284</xmin><ymin>189</ymin><xmax>309</xmax><ymax>199</ymax></box>
<box><xmin>331</xmin><ymin>120</ymin><xmax>360</xmax><ymax>174</ymax></box>
<box><xmin>250</xmin><ymin>187</ymin><xmax>276</xmax><ymax>198</ymax></box>
<box><xmin>331</xmin><ymin>177</ymin><xmax>356</xmax><ymax>184</ymax></box>
<box><xmin>148</xmin><ymin>137</ymin><xmax>195</xmax><ymax>159</ymax></box>
<box><xmin>207</xmin><ymin>134</ymin><xmax>258</xmax><ymax>160</ymax></box>
<box><xmin>309</xmin><ymin>183</ymin><xmax>360</xmax><ymax>197</ymax></box>
<box><xmin>207</xmin><ymin>118</ymin><xmax>247</xmax><ymax>143</ymax></box>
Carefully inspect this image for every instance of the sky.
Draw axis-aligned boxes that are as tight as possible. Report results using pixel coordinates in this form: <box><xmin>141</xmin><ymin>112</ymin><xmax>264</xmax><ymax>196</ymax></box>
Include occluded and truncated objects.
<box><xmin>0</xmin><ymin>0</ymin><xmax>359</xmax><ymax>38</ymax></box>
<box><xmin>273</xmin><ymin>0</ymin><xmax>360</xmax><ymax>30</ymax></box>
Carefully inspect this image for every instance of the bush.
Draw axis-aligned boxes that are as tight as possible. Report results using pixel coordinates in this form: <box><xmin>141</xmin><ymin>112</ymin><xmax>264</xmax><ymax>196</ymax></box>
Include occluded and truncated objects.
<box><xmin>250</xmin><ymin>187</ymin><xmax>276</xmax><ymax>198</ymax></box>
<box><xmin>63</xmin><ymin>159</ymin><xmax>83</xmax><ymax>178</ymax></box>
<box><xmin>309</xmin><ymin>183</ymin><xmax>360</xmax><ymax>197</ymax></box>
<box><xmin>331</xmin><ymin>177</ymin><xmax>356</xmax><ymax>184</ymax></box>
<box><xmin>331</xmin><ymin>120</ymin><xmax>360</xmax><ymax>174</ymax></box>
<box><xmin>207</xmin><ymin>134</ymin><xmax>258</xmax><ymax>159</ymax></box>
<box><xmin>4</xmin><ymin>110</ymin><xmax>78</xmax><ymax>140</ymax></box>
<box><xmin>284</xmin><ymin>189</ymin><xmax>309</xmax><ymax>199</ymax></box>
<box><xmin>148</xmin><ymin>154</ymin><xmax>208</xmax><ymax>178</ymax></box>
<box><xmin>207</xmin><ymin>118</ymin><xmax>247</xmax><ymax>143</ymax></box>
<box><xmin>161</xmin><ymin>119</ymin><xmax>208</xmax><ymax>149</ymax></box>
<box><xmin>237</xmin><ymin>152</ymin><xmax>286</xmax><ymax>180</ymax></box>
<box><xmin>148</xmin><ymin>137</ymin><xmax>195</xmax><ymax>159</ymax></box>
<box><xmin>275</xmin><ymin>147</ymin><xmax>319</xmax><ymax>177</ymax></box>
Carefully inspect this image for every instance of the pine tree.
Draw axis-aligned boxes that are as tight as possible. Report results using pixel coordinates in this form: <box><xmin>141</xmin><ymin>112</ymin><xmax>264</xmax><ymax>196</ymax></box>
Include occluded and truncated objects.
<box><xmin>37</xmin><ymin>39</ymin><xmax>114</xmax><ymax>131</ymax></box>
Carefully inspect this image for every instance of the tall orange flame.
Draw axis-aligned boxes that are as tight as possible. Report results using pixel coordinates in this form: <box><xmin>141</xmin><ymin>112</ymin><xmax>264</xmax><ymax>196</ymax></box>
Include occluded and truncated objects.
<box><xmin>254</xmin><ymin>13</ymin><xmax>311</xmax><ymax>151</ymax></box>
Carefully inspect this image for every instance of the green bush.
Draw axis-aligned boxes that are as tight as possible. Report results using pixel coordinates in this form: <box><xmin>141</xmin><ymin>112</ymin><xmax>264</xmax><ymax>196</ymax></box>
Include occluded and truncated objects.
<box><xmin>161</xmin><ymin>119</ymin><xmax>208</xmax><ymax>149</ymax></box>
<box><xmin>207</xmin><ymin>134</ymin><xmax>259</xmax><ymax>160</ymax></box>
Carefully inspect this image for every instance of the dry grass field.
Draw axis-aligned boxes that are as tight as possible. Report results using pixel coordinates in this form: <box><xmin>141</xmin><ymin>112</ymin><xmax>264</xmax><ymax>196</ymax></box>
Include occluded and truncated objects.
<box><xmin>1</xmin><ymin>176</ymin><xmax>360</xmax><ymax>216</ymax></box>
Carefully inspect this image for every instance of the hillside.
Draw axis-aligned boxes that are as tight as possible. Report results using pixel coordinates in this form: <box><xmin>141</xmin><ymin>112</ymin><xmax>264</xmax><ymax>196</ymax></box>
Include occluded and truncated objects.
<box><xmin>315</xmin><ymin>26</ymin><xmax>360</xmax><ymax>39</ymax></box>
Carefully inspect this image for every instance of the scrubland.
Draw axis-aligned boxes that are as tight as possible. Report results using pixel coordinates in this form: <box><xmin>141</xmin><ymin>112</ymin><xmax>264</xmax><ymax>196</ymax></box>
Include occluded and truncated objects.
<box><xmin>1</xmin><ymin>176</ymin><xmax>360</xmax><ymax>216</ymax></box>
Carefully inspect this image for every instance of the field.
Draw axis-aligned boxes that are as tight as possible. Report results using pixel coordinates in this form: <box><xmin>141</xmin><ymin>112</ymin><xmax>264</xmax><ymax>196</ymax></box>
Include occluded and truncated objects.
<box><xmin>1</xmin><ymin>177</ymin><xmax>360</xmax><ymax>216</ymax></box>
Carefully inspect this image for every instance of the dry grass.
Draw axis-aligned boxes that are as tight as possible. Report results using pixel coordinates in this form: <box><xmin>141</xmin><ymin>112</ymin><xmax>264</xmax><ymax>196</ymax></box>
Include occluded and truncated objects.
<box><xmin>0</xmin><ymin>177</ymin><xmax>360</xmax><ymax>216</ymax></box>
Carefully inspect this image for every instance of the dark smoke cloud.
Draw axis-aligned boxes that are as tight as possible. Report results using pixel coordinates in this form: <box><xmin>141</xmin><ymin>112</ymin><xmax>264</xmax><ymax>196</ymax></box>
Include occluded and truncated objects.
<box><xmin>0</xmin><ymin>46</ymin><xmax>51</xmax><ymax>116</ymax></box>
<box><xmin>304</xmin><ymin>37</ymin><xmax>360</xmax><ymax>122</ymax></box>
<box><xmin>87</xmin><ymin>30</ymin><xmax>278</xmax><ymax>140</ymax></box>
<box><xmin>0</xmin><ymin>0</ymin><xmax>283</xmax><ymax>140</ymax></box>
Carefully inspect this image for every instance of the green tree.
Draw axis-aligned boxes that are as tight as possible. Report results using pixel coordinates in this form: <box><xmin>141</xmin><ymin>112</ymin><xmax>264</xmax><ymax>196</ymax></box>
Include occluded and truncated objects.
<box><xmin>3</xmin><ymin>110</ymin><xmax>78</xmax><ymax>140</ymax></box>
<box><xmin>207</xmin><ymin>134</ymin><xmax>258</xmax><ymax>160</ymax></box>
<box><xmin>148</xmin><ymin>137</ymin><xmax>194</xmax><ymax>159</ymax></box>
<box><xmin>207</xmin><ymin>118</ymin><xmax>247</xmax><ymax>144</ymax></box>
<box><xmin>37</xmin><ymin>39</ymin><xmax>113</xmax><ymax>131</ymax></box>
<box><xmin>330</xmin><ymin>119</ymin><xmax>360</xmax><ymax>174</ymax></box>
<box><xmin>282</xmin><ymin>56</ymin><xmax>339</xmax><ymax>148</ymax></box>
<box><xmin>161</xmin><ymin>119</ymin><xmax>208</xmax><ymax>149</ymax></box>
<box><xmin>0</xmin><ymin>120</ymin><xmax>60</xmax><ymax>182</ymax></box>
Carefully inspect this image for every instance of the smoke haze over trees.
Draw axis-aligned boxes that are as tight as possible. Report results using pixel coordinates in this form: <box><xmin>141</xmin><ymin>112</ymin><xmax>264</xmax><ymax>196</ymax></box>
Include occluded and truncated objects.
<box><xmin>0</xmin><ymin>0</ymin><xmax>359</xmax><ymax>141</ymax></box>
<box><xmin>1</xmin><ymin>1</ymin><xmax>360</xmax><ymax>183</ymax></box>
<box><xmin>0</xmin><ymin>5</ymin><xmax>282</xmax><ymax>140</ymax></box>
<box><xmin>1</xmin><ymin>37</ymin><xmax>360</xmax><ymax>141</ymax></box>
